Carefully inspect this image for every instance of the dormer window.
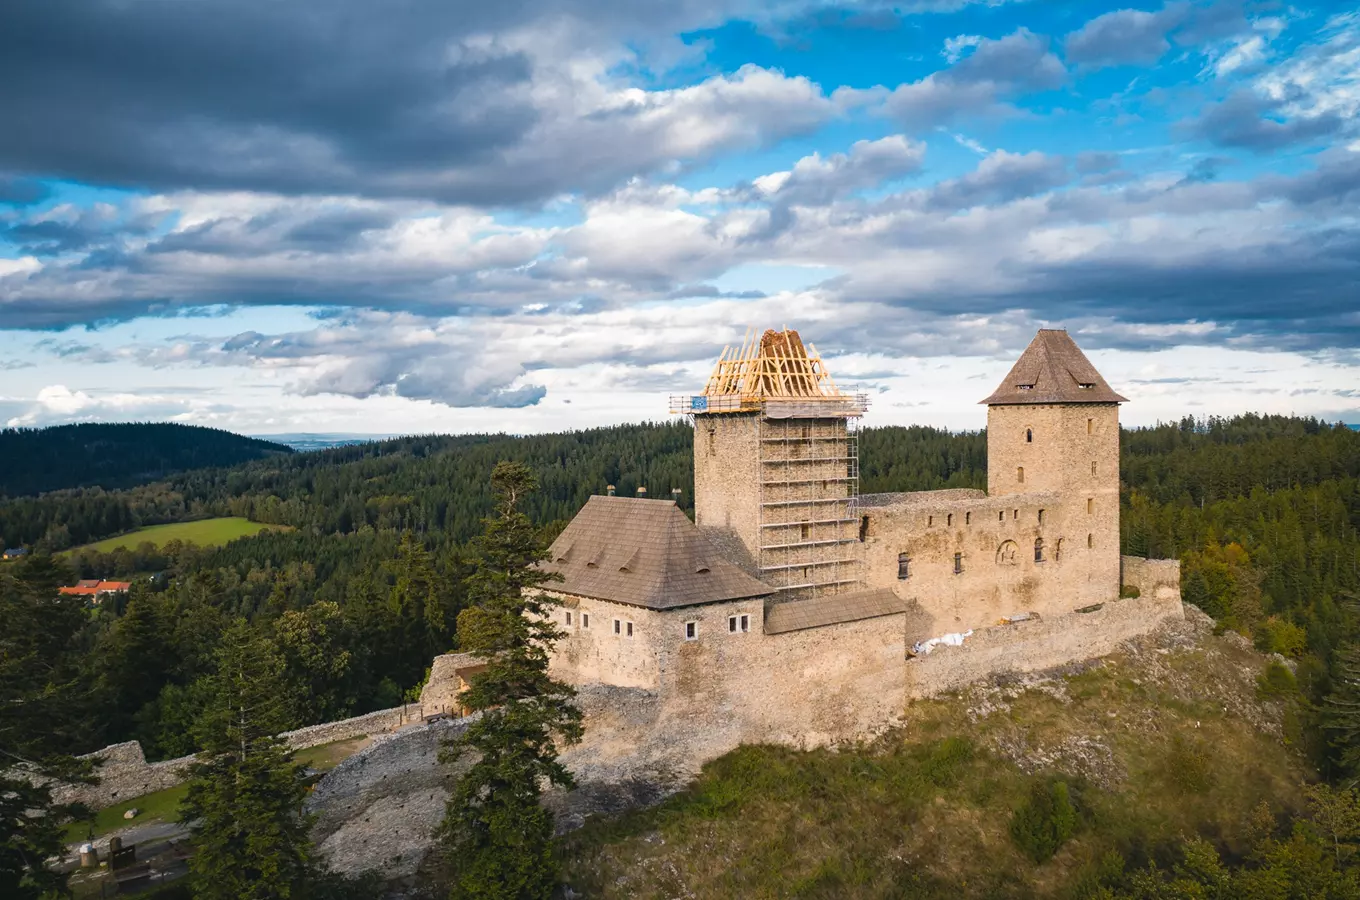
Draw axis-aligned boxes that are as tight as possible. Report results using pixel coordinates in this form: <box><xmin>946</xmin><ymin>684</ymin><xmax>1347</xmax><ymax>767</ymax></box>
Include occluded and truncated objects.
<box><xmin>1078</xmin><ymin>383</ymin><xmax>1095</xmax><ymax>390</ymax></box>
<box><xmin>1017</xmin><ymin>384</ymin><xmax>1033</xmax><ymax>391</ymax></box>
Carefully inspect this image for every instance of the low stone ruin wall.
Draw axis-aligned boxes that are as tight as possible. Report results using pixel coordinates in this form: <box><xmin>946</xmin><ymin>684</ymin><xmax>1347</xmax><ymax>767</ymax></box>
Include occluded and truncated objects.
<box><xmin>1121</xmin><ymin>555</ymin><xmax>1181</xmax><ymax>600</ymax></box>
<box><xmin>50</xmin><ymin>704</ymin><xmax>426</xmax><ymax>810</ymax></box>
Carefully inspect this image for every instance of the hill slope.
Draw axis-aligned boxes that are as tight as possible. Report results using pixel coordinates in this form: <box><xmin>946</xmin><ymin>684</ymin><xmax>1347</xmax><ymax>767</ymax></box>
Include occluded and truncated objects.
<box><xmin>561</xmin><ymin>607</ymin><xmax>1311</xmax><ymax>899</ymax></box>
<box><xmin>0</xmin><ymin>422</ymin><xmax>291</xmax><ymax>497</ymax></box>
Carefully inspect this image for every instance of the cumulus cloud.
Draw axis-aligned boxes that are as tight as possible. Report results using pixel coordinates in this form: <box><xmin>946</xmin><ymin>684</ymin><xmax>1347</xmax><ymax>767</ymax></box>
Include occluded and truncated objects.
<box><xmin>1064</xmin><ymin>6</ymin><xmax>1185</xmax><ymax>69</ymax></box>
<box><xmin>925</xmin><ymin>150</ymin><xmax>1070</xmax><ymax>210</ymax></box>
<box><xmin>0</xmin><ymin>0</ymin><xmax>840</xmax><ymax>205</ymax></box>
<box><xmin>4</xmin><ymin>385</ymin><xmax>219</xmax><ymax>427</ymax></box>
<box><xmin>751</xmin><ymin>135</ymin><xmax>926</xmax><ymax>205</ymax></box>
<box><xmin>882</xmin><ymin>28</ymin><xmax>1065</xmax><ymax>129</ymax></box>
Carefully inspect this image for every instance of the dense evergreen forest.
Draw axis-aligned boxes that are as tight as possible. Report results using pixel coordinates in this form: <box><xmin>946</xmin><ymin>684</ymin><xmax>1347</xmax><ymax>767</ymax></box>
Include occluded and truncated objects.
<box><xmin>3</xmin><ymin>414</ymin><xmax>1359</xmax><ymax>780</ymax></box>
<box><xmin>0</xmin><ymin>422</ymin><xmax>291</xmax><ymax>498</ymax></box>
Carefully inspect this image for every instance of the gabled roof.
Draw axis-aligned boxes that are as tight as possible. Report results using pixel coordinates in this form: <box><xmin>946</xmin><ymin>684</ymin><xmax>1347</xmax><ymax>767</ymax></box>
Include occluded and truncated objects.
<box><xmin>981</xmin><ymin>329</ymin><xmax>1128</xmax><ymax>406</ymax></box>
<box><xmin>539</xmin><ymin>495</ymin><xmax>774</xmax><ymax>610</ymax></box>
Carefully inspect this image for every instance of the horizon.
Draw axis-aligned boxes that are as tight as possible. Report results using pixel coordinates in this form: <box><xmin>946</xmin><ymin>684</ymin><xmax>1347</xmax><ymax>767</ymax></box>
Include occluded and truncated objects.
<box><xmin>2</xmin><ymin>2</ymin><xmax>1358</xmax><ymax>433</ymax></box>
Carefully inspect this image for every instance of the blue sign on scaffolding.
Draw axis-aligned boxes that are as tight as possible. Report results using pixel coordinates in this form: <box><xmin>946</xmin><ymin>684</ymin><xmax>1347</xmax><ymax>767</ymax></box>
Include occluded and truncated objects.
<box><xmin>691</xmin><ymin>395</ymin><xmax>707</xmax><ymax>412</ymax></box>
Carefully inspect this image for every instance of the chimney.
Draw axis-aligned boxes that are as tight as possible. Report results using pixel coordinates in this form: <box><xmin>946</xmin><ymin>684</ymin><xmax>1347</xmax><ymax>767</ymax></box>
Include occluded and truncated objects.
<box><xmin>636</xmin><ymin>486</ymin><xmax>648</xmax><ymax>497</ymax></box>
<box><xmin>606</xmin><ymin>485</ymin><xmax>616</xmax><ymax>496</ymax></box>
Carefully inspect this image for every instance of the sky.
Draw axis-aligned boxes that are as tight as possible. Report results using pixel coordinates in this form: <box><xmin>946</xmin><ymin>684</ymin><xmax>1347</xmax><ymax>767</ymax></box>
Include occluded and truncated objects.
<box><xmin>1</xmin><ymin>0</ymin><xmax>1358</xmax><ymax>436</ymax></box>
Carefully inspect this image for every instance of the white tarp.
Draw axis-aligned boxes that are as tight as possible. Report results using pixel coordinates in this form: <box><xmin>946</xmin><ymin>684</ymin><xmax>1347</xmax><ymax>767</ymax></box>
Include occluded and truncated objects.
<box><xmin>912</xmin><ymin>630</ymin><xmax>973</xmax><ymax>655</ymax></box>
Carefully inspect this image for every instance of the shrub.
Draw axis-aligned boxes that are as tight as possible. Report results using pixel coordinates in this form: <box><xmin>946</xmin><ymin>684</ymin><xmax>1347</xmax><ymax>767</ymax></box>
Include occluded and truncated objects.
<box><xmin>1010</xmin><ymin>779</ymin><xmax>1078</xmax><ymax>863</ymax></box>
<box><xmin>1254</xmin><ymin>616</ymin><xmax>1307</xmax><ymax>658</ymax></box>
<box><xmin>1165</xmin><ymin>735</ymin><xmax>1215</xmax><ymax>794</ymax></box>
<box><xmin>1257</xmin><ymin>660</ymin><xmax>1298</xmax><ymax>700</ymax></box>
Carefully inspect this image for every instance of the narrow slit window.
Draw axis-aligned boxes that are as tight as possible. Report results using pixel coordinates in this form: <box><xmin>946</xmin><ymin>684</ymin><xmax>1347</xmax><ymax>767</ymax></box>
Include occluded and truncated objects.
<box><xmin>685</xmin><ymin>621</ymin><xmax>697</xmax><ymax>641</ymax></box>
<box><xmin>1087</xmin><ymin>498</ymin><xmax>1094</xmax><ymax>514</ymax></box>
<box><xmin>613</xmin><ymin>619</ymin><xmax>621</xmax><ymax>635</ymax></box>
<box><xmin>1091</xmin><ymin>461</ymin><xmax>1097</xmax><ymax>477</ymax></box>
<box><xmin>954</xmin><ymin>552</ymin><xmax>963</xmax><ymax>575</ymax></box>
<box><xmin>1087</xmin><ymin>533</ymin><xmax>1094</xmax><ymax>549</ymax></box>
<box><xmin>927</xmin><ymin>515</ymin><xmax>933</xmax><ymax>527</ymax></box>
<box><xmin>1013</xmin><ymin>509</ymin><xmax>1019</xmax><ymax>520</ymax></box>
<box><xmin>947</xmin><ymin>513</ymin><xmax>953</xmax><ymax>527</ymax></box>
<box><xmin>897</xmin><ymin>553</ymin><xmax>911</xmax><ymax>580</ymax></box>
<box><xmin>1087</xmin><ymin>418</ymin><xmax>1093</xmax><ymax>435</ymax></box>
<box><xmin>1038</xmin><ymin>509</ymin><xmax>1045</xmax><ymax>525</ymax></box>
<box><xmin>800</xmin><ymin>523</ymin><xmax>810</xmax><ymax>540</ymax></box>
<box><xmin>626</xmin><ymin>621</ymin><xmax>634</xmax><ymax>638</ymax></box>
<box><xmin>565</xmin><ymin>611</ymin><xmax>573</xmax><ymax>626</ymax></box>
<box><xmin>707</xmin><ymin>427</ymin><xmax>717</xmax><ymax>456</ymax></box>
<box><xmin>1017</xmin><ymin>466</ymin><xmax>1025</xmax><ymax>484</ymax></box>
<box><xmin>859</xmin><ymin>515</ymin><xmax>869</xmax><ymax>542</ymax></box>
<box><xmin>582</xmin><ymin>613</ymin><xmax>590</xmax><ymax>629</ymax></box>
<box><xmin>1034</xmin><ymin>538</ymin><xmax>1044</xmax><ymax>562</ymax></box>
<box><xmin>1026</xmin><ymin>428</ymin><xmax>1032</xmax><ymax>443</ymax></box>
<box><xmin>999</xmin><ymin>510</ymin><xmax>1005</xmax><ymax>522</ymax></box>
<box><xmin>965</xmin><ymin>511</ymin><xmax>971</xmax><ymax>525</ymax></box>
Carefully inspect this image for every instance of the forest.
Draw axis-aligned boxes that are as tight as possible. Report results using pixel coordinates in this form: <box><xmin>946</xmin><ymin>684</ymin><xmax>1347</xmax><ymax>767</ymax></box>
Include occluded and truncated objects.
<box><xmin>0</xmin><ymin>422</ymin><xmax>291</xmax><ymax>498</ymax></box>
<box><xmin>1</xmin><ymin>414</ymin><xmax>1358</xmax><ymax>778</ymax></box>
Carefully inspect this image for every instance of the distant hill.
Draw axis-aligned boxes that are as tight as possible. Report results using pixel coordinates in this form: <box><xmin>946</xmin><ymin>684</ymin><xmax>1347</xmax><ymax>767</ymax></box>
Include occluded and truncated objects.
<box><xmin>0</xmin><ymin>422</ymin><xmax>291</xmax><ymax>497</ymax></box>
<box><xmin>250</xmin><ymin>433</ymin><xmax>392</xmax><ymax>451</ymax></box>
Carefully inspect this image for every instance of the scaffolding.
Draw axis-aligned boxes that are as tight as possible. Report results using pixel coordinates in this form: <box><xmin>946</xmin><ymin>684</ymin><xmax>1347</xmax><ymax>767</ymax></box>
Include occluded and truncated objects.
<box><xmin>756</xmin><ymin>416</ymin><xmax>862</xmax><ymax>599</ymax></box>
<box><xmin>672</xmin><ymin>327</ymin><xmax>868</xmax><ymax>601</ymax></box>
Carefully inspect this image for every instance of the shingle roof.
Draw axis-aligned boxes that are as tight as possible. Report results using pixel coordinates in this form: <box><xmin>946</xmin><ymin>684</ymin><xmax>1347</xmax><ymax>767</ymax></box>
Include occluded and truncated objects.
<box><xmin>539</xmin><ymin>495</ymin><xmax>774</xmax><ymax>611</ymax></box>
<box><xmin>981</xmin><ymin>329</ymin><xmax>1128</xmax><ymax>406</ymax></box>
<box><xmin>763</xmin><ymin>588</ymin><xmax>908</xmax><ymax>634</ymax></box>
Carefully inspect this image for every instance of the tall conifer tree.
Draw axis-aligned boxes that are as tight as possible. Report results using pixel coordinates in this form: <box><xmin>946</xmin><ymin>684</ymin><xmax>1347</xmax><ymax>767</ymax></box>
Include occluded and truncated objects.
<box><xmin>438</xmin><ymin>462</ymin><xmax>583</xmax><ymax>900</ymax></box>
<box><xmin>181</xmin><ymin>621</ymin><xmax>313</xmax><ymax>900</ymax></box>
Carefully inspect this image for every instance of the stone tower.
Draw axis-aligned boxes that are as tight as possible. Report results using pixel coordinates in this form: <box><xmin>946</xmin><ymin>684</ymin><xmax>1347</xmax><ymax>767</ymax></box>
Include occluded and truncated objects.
<box><xmin>672</xmin><ymin>329</ymin><xmax>868</xmax><ymax>602</ymax></box>
<box><xmin>981</xmin><ymin>329</ymin><xmax>1127</xmax><ymax>602</ymax></box>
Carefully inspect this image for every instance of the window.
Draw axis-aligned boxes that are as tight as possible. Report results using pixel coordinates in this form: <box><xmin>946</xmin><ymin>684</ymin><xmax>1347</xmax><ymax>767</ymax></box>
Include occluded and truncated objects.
<box><xmin>800</xmin><ymin>523</ymin><xmax>810</xmax><ymax>541</ymax></box>
<box><xmin>1017</xmin><ymin>466</ymin><xmax>1025</xmax><ymax>484</ymax></box>
<box><xmin>707</xmin><ymin>426</ymin><xmax>717</xmax><ymax>456</ymax></box>
<box><xmin>897</xmin><ymin>553</ymin><xmax>911</xmax><ymax>579</ymax></box>
<box><xmin>999</xmin><ymin>510</ymin><xmax>1005</xmax><ymax>522</ymax></box>
<box><xmin>927</xmin><ymin>515</ymin><xmax>933</xmax><ymax>527</ymax></box>
<box><xmin>582</xmin><ymin>613</ymin><xmax>590</xmax><ymax>629</ymax></box>
<box><xmin>729</xmin><ymin>614</ymin><xmax>750</xmax><ymax>634</ymax></box>
<box><xmin>613</xmin><ymin>619</ymin><xmax>621</xmax><ymax>635</ymax></box>
<box><xmin>626</xmin><ymin>621</ymin><xmax>634</xmax><ymax>638</ymax></box>
<box><xmin>1013</xmin><ymin>509</ymin><xmax>1019</xmax><ymax>520</ymax></box>
<box><xmin>565</xmin><ymin>611</ymin><xmax>573</xmax><ymax>626</ymax></box>
<box><xmin>1087</xmin><ymin>498</ymin><xmax>1094</xmax><ymax>514</ymax></box>
<box><xmin>1087</xmin><ymin>418</ymin><xmax>1093</xmax><ymax>435</ymax></box>
<box><xmin>1087</xmin><ymin>533</ymin><xmax>1094</xmax><ymax>549</ymax></box>
<box><xmin>1091</xmin><ymin>461</ymin><xmax>1097</xmax><ymax>477</ymax></box>
<box><xmin>1055</xmin><ymin>538</ymin><xmax>1064</xmax><ymax>561</ymax></box>
<box><xmin>1026</xmin><ymin>428</ymin><xmax>1032</xmax><ymax>443</ymax></box>
<box><xmin>1034</xmin><ymin>538</ymin><xmax>1044</xmax><ymax>562</ymax></box>
<box><xmin>947</xmin><ymin>513</ymin><xmax>953</xmax><ymax>527</ymax></box>
<box><xmin>685</xmin><ymin>621</ymin><xmax>697</xmax><ymax>641</ymax></box>
<box><xmin>1038</xmin><ymin>509</ymin><xmax>1045</xmax><ymax>525</ymax></box>
<box><xmin>954</xmin><ymin>552</ymin><xmax>963</xmax><ymax>575</ymax></box>
<box><xmin>965</xmin><ymin>511</ymin><xmax>971</xmax><ymax>525</ymax></box>
<box><xmin>859</xmin><ymin>515</ymin><xmax>869</xmax><ymax>542</ymax></box>
<box><xmin>1079</xmin><ymin>382</ymin><xmax>1095</xmax><ymax>390</ymax></box>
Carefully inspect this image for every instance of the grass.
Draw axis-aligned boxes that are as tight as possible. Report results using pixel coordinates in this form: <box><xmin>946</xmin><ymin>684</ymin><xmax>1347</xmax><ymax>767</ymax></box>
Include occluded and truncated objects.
<box><xmin>73</xmin><ymin>517</ymin><xmax>280</xmax><ymax>553</ymax></box>
<box><xmin>560</xmin><ymin>625</ymin><xmax>1309</xmax><ymax>900</ymax></box>
<box><xmin>64</xmin><ymin>736</ymin><xmax>371</xmax><ymax>843</ymax></box>
<box><xmin>65</xmin><ymin>782</ymin><xmax>189</xmax><ymax>844</ymax></box>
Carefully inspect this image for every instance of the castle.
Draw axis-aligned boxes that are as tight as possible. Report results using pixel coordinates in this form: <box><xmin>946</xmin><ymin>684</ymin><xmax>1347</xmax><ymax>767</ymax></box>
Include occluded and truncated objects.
<box><xmin>534</xmin><ymin>328</ymin><xmax>1183</xmax><ymax>740</ymax></box>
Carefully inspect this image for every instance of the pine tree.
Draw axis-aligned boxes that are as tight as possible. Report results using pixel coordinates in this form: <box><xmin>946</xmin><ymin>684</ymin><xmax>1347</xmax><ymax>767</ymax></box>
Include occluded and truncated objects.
<box><xmin>437</xmin><ymin>462</ymin><xmax>583</xmax><ymax>900</ymax></box>
<box><xmin>180</xmin><ymin>621</ymin><xmax>313</xmax><ymax>900</ymax></box>
<box><xmin>1326</xmin><ymin>640</ymin><xmax>1360</xmax><ymax>777</ymax></box>
<box><xmin>0</xmin><ymin>556</ymin><xmax>94</xmax><ymax>900</ymax></box>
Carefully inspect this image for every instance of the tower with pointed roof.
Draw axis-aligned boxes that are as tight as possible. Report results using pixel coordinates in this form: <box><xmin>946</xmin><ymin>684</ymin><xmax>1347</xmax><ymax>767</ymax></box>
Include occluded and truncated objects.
<box><xmin>670</xmin><ymin>328</ymin><xmax>869</xmax><ymax>602</ymax></box>
<box><xmin>982</xmin><ymin>328</ymin><xmax>1126</xmax><ymax>602</ymax></box>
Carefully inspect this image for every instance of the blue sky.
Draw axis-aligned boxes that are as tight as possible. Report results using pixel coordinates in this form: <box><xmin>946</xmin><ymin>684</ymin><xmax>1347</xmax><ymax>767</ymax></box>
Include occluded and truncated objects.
<box><xmin>1</xmin><ymin>0</ymin><xmax>1357</xmax><ymax>434</ymax></box>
